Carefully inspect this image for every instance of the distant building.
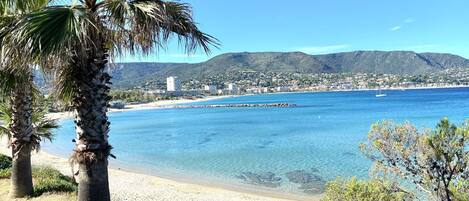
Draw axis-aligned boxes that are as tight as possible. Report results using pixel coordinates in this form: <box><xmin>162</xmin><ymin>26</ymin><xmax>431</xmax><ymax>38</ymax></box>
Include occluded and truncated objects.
<box><xmin>275</xmin><ymin>86</ymin><xmax>291</xmax><ymax>92</ymax></box>
<box><xmin>228</xmin><ymin>83</ymin><xmax>238</xmax><ymax>94</ymax></box>
<box><xmin>204</xmin><ymin>85</ymin><xmax>217</xmax><ymax>95</ymax></box>
<box><xmin>166</xmin><ymin>76</ymin><xmax>181</xmax><ymax>92</ymax></box>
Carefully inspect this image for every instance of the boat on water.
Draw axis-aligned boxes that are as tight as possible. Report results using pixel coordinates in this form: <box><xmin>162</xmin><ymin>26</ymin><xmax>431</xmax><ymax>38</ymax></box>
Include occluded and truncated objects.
<box><xmin>376</xmin><ymin>88</ymin><xmax>387</xmax><ymax>97</ymax></box>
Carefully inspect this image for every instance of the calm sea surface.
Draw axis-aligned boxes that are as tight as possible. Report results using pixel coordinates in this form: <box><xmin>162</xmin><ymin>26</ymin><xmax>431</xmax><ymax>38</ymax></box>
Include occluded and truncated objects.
<box><xmin>43</xmin><ymin>88</ymin><xmax>469</xmax><ymax>196</ymax></box>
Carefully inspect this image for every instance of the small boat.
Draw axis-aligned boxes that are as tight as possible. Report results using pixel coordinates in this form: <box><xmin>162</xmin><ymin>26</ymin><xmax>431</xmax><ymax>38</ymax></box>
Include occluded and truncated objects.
<box><xmin>376</xmin><ymin>88</ymin><xmax>387</xmax><ymax>97</ymax></box>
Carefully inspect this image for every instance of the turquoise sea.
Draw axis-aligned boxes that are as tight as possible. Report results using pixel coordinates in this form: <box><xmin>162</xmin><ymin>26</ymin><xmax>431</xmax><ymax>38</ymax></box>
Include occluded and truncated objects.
<box><xmin>43</xmin><ymin>87</ymin><xmax>469</xmax><ymax>196</ymax></box>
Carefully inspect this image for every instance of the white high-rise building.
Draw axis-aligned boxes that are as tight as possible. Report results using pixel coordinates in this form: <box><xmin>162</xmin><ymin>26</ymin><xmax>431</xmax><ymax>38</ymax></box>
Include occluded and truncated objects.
<box><xmin>204</xmin><ymin>85</ymin><xmax>217</xmax><ymax>95</ymax></box>
<box><xmin>228</xmin><ymin>83</ymin><xmax>237</xmax><ymax>91</ymax></box>
<box><xmin>166</xmin><ymin>76</ymin><xmax>181</xmax><ymax>92</ymax></box>
<box><xmin>228</xmin><ymin>83</ymin><xmax>238</xmax><ymax>94</ymax></box>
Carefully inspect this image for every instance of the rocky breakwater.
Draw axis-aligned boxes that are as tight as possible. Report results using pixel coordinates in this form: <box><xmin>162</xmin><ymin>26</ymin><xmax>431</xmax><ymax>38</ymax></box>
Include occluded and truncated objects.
<box><xmin>173</xmin><ymin>103</ymin><xmax>297</xmax><ymax>109</ymax></box>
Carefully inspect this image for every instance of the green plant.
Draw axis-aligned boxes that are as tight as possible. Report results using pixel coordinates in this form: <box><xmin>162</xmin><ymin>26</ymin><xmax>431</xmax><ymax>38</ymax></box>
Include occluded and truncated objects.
<box><xmin>0</xmin><ymin>101</ymin><xmax>58</xmax><ymax>151</ymax></box>
<box><xmin>0</xmin><ymin>154</ymin><xmax>12</xmax><ymax>179</ymax></box>
<box><xmin>360</xmin><ymin>118</ymin><xmax>469</xmax><ymax>201</ymax></box>
<box><xmin>2</xmin><ymin>1</ymin><xmax>217</xmax><ymax>199</ymax></box>
<box><xmin>0</xmin><ymin>168</ymin><xmax>11</xmax><ymax>179</ymax></box>
<box><xmin>322</xmin><ymin>177</ymin><xmax>413</xmax><ymax>201</ymax></box>
<box><xmin>32</xmin><ymin>167</ymin><xmax>77</xmax><ymax>197</ymax></box>
<box><xmin>0</xmin><ymin>154</ymin><xmax>12</xmax><ymax>169</ymax></box>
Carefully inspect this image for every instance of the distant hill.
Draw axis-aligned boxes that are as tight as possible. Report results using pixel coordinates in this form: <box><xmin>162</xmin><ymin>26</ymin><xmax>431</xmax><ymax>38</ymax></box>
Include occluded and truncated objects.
<box><xmin>108</xmin><ymin>51</ymin><xmax>469</xmax><ymax>88</ymax></box>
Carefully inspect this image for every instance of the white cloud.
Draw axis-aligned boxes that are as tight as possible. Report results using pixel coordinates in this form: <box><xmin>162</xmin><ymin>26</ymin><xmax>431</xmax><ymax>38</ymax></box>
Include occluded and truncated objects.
<box><xmin>390</xmin><ymin>26</ymin><xmax>401</xmax><ymax>31</ymax></box>
<box><xmin>292</xmin><ymin>44</ymin><xmax>349</xmax><ymax>54</ymax></box>
<box><xmin>404</xmin><ymin>18</ymin><xmax>416</xmax><ymax>24</ymax></box>
<box><xmin>389</xmin><ymin>18</ymin><xmax>416</xmax><ymax>32</ymax></box>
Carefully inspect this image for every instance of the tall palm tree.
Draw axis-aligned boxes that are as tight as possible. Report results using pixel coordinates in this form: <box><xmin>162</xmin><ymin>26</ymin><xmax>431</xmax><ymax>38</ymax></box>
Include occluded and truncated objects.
<box><xmin>0</xmin><ymin>0</ymin><xmax>51</xmax><ymax>198</ymax></box>
<box><xmin>2</xmin><ymin>1</ymin><xmax>218</xmax><ymax>200</ymax></box>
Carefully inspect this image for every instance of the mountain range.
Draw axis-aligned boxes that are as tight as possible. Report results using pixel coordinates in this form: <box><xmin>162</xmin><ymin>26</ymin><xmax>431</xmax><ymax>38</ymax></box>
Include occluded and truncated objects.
<box><xmin>108</xmin><ymin>51</ymin><xmax>469</xmax><ymax>88</ymax></box>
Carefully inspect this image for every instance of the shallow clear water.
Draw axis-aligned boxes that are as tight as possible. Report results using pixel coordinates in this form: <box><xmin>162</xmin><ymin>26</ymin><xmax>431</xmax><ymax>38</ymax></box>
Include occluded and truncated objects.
<box><xmin>43</xmin><ymin>88</ymin><xmax>469</xmax><ymax>196</ymax></box>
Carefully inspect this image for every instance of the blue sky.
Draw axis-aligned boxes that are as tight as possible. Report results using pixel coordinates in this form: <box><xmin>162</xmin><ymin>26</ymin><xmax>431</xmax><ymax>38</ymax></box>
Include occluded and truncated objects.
<box><xmin>118</xmin><ymin>0</ymin><xmax>469</xmax><ymax>63</ymax></box>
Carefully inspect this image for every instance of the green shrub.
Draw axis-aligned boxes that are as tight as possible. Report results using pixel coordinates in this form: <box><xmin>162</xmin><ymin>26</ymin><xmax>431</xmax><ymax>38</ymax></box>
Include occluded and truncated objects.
<box><xmin>360</xmin><ymin>119</ymin><xmax>469</xmax><ymax>200</ymax></box>
<box><xmin>34</xmin><ymin>178</ymin><xmax>77</xmax><ymax>197</ymax></box>
<box><xmin>450</xmin><ymin>181</ymin><xmax>469</xmax><ymax>201</ymax></box>
<box><xmin>0</xmin><ymin>168</ymin><xmax>11</xmax><ymax>179</ymax></box>
<box><xmin>0</xmin><ymin>154</ymin><xmax>12</xmax><ymax>169</ymax></box>
<box><xmin>32</xmin><ymin>166</ymin><xmax>77</xmax><ymax>196</ymax></box>
<box><xmin>322</xmin><ymin>177</ymin><xmax>413</xmax><ymax>201</ymax></box>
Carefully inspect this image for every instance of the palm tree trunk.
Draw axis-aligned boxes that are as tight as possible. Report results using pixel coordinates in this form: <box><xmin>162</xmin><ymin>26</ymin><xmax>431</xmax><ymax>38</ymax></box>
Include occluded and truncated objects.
<box><xmin>71</xmin><ymin>38</ymin><xmax>112</xmax><ymax>201</ymax></box>
<box><xmin>9</xmin><ymin>78</ymin><xmax>34</xmax><ymax>198</ymax></box>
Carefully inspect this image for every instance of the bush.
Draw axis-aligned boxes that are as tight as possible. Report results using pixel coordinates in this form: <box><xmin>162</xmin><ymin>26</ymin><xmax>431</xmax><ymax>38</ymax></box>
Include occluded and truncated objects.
<box><xmin>360</xmin><ymin>118</ymin><xmax>469</xmax><ymax>200</ymax></box>
<box><xmin>32</xmin><ymin>167</ymin><xmax>77</xmax><ymax>196</ymax></box>
<box><xmin>0</xmin><ymin>154</ymin><xmax>12</xmax><ymax>179</ymax></box>
<box><xmin>322</xmin><ymin>177</ymin><xmax>413</xmax><ymax>201</ymax></box>
<box><xmin>0</xmin><ymin>154</ymin><xmax>77</xmax><ymax>196</ymax></box>
<box><xmin>0</xmin><ymin>168</ymin><xmax>11</xmax><ymax>179</ymax></box>
<box><xmin>0</xmin><ymin>154</ymin><xmax>12</xmax><ymax>169</ymax></box>
<box><xmin>450</xmin><ymin>181</ymin><xmax>469</xmax><ymax>201</ymax></box>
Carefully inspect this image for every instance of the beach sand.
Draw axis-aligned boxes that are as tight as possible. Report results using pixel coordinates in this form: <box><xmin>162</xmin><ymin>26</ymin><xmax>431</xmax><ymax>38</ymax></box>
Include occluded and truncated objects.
<box><xmin>0</xmin><ymin>143</ymin><xmax>317</xmax><ymax>201</ymax></box>
<box><xmin>1</xmin><ymin>95</ymin><xmax>322</xmax><ymax>201</ymax></box>
<box><xmin>45</xmin><ymin>95</ymin><xmax>233</xmax><ymax>120</ymax></box>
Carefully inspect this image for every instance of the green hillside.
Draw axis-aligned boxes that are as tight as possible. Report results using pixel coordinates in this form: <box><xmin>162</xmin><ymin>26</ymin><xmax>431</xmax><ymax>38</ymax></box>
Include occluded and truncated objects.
<box><xmin>108</xmin><ymin>51</ymin><xmax>469</xmax><ymax>88</ymax></box>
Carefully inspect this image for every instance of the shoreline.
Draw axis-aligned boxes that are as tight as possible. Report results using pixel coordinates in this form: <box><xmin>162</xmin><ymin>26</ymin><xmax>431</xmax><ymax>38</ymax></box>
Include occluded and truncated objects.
<box><xmin>265</xmin><ymin>84</ymin><xmax>469</xmax><ymax>95</ymax></box>
<box><xmin>4</xmin><ymin>94</ymin><xmax>319</xmax><ymax>201</ymax></box>
<box><xmin>46</xmin><ymin>85</ymin><xmax>469</xmax><ymax>121</ymax></box>
<box><xmin>46</xmin><ymin>95</ymin><xmax>236</xmax><ymax>120</ymax></box>
<box><xmin>0</xmin><ymin>138</ymin><xmax>318</xmax><ymax>201</ymax></box>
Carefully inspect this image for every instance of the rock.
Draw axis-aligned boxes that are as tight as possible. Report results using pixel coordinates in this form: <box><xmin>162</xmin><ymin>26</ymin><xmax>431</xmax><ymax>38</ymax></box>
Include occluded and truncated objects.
<box><xmin>310</xmin><ymin>167</ymin><xmax>320</xmax><ymax>173</ymax></box>
<box><xmin>236</xmin><ymin>171</ymin><xmax>282</xmax><ymax>188</ymax></box>
<box><xmin>299</xmin><ymin>181</ymin><xmax>326</xmax><ymax>194</ymax></box>
<box><xmin>342</xmin><ymin>152</ymin><xmax>356</xmax><ymax>156</ymax></box>
<box><xmin>285</xmin><ymin>170</ymin><xmax>322</xmax><ymax>184</ymax></box>
<box><xmin>198</xmin><ymin>137</ymin><xmax>211</xmax><ymax>145</ymax></box>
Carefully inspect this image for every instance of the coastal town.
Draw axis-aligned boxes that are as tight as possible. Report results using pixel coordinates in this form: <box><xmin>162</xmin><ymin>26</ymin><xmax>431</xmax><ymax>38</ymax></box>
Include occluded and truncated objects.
<box><xmin>127</xmin><ymin>67</ymin><xmax>469</xmax><ymax>97</ymax></box>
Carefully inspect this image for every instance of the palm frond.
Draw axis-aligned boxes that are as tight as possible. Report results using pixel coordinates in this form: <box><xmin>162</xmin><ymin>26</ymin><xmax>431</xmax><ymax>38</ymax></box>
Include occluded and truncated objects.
<box><xmin>4</xmin><ymin>6</ymin><xmax>96</xmax><ymax>62</ymax></box>
<box><xmin>53</xmin><ymin>62</ymin><xmax>77</xmax><ymax>103</ymax></box>
<box><xmin>0</xmin><ymin>101</ymin><xmax>12</xmax><ymax>139</ymax></box>
<box><xmin>0</xmin><ymin>0</ymin><xmax>49</xmax><ymax>14</ymax></box>
<box><xmin>0</xmin><ymin>99</ymin><xmax>58</xmax><ymax>142</ymax></box>
<box><xmin>33</xmin><ymin>119</ymin><xmax>58</xmax><ymax>142</ymax></box>
<box><xmin>163</xmin><ymin>1</ymin><xmax>219</xmax><ymax>54</ymax></box>
<box><xmin>102</xmin><ymin>0</ymin><xmax>219</xmax><ymax>57</ymax></box>
<box><xmin>0</xmin><ymin>68</ymin><xmax>32</xmax><ymax>96</ymax></box>
<box><xmin>0</xmin><ymin>101</ymin><xmax>12</xmax><ymax>125</ymax></box>
<box><xmin>0</xmin><ymin>125</ymin><xmax>11</xmax><ymax>139</ymax></box>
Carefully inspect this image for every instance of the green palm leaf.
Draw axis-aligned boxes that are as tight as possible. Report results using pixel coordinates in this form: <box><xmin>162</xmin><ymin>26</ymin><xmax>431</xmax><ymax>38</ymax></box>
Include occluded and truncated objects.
<box><xmin>102</xmin><ymin>0</ymin><xmax>219</xmax><ymax>56</ymax></box>
<box><xmin>0</xmin><ymin>100</ymin><xmax>58</xmax><ymax>143</ymax></box>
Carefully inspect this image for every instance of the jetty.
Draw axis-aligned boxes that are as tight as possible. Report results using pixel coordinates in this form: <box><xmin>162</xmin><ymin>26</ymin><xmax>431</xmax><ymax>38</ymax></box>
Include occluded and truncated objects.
<box><xmin>170</xmin><ymin>103</ymin><xmax>297</xmax><ymax>109</ymax></box>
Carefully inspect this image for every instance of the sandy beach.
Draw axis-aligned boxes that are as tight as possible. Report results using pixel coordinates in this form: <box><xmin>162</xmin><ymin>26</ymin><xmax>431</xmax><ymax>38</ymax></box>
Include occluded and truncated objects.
<box><xmin>0</xmin><ymin>141</ymin><xmax>317</xmax><ymax>201</ymax></box>
<box><xmin>1</xmin><ymin>95</ymin><xmax>321</xmax><ymax>201</ymax></box>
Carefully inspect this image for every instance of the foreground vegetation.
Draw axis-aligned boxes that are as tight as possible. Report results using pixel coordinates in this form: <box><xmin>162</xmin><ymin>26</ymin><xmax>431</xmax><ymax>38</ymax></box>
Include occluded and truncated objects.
<box><xmin>322</xmin><ymin>118</ymin><xmax>469</xmax><ymax>201</ymax></box>
<box><xmin>0</xmin><ymin>154</ymin><xmax>77</xmax><ymax>199</ymax></box>
<box><xmin>323</xmin><ymin>177</ymin><xmax>413</xmax><ymax>201</ymax></box>
<box><xmin>1</xmin><ymin>0</ymin><xmax>216</xmax><ymax>200</ymax></box>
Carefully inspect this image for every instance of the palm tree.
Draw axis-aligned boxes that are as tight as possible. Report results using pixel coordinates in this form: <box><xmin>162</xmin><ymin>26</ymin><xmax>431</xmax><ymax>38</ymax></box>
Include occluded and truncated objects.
<box><xmin>0</xmin><ymin>98</ymin><xmax>59</xmax><ymax>195</ymax></box>
<box><xmin>0</xmin><ymin>0</ymin><xmax>51</xmax><ymax>197</ymax></box>
<box><xmin>2</xmin><ymin>1</ymin><xmax>218</xmax><ymax>200</ymax></box>
<box><xmin>0</xmin><ymin>100</ymin><xmax>58</xmax><ymax>150</ymax></box>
